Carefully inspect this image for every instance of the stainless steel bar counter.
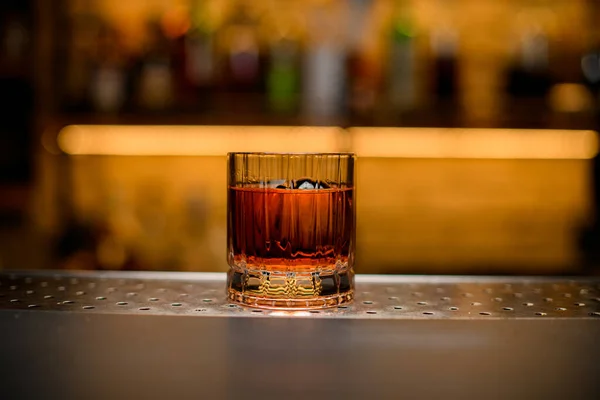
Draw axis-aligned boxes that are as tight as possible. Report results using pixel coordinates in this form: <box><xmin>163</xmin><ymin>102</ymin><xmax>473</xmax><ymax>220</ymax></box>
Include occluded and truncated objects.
<box><xmin>1</xmin><ymin>271</ymin><xmax>599</xmax><ymax>399</ymax></box>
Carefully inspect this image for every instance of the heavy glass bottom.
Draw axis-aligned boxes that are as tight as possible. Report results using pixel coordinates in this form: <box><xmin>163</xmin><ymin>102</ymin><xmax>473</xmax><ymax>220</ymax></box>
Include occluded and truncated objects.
<box><xmin>227</xmin><ymin>265</ymin><xmax>354</xmax><ymax>309</ymax></box>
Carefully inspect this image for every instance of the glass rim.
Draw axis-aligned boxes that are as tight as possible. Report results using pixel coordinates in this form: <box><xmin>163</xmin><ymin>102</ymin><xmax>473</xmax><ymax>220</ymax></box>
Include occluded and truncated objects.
<box><xmin>227</xmin><ymin>152</ymin><xmax>355</xmax><ymax>157</ymax></box>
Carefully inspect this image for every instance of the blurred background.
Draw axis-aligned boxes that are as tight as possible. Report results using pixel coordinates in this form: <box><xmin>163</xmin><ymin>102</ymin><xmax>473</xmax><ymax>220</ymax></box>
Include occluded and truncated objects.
<box><xmin>1</xmin><ymin>0</ymin><xmax>600</xmax><ymax>275</ymax></box>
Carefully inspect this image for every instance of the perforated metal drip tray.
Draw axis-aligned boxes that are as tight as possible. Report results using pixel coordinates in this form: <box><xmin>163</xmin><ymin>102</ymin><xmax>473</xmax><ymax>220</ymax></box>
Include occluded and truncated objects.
<box><xmin>1</xmin><ymin>271</ymin><xmax>599</xmax><ymax>319</ymax></box>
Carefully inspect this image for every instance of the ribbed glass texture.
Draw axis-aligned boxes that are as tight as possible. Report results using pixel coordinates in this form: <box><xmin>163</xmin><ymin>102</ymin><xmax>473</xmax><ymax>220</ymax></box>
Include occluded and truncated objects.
<box><xmin>227</xmin><ymin>153</ymin><xmax>355</xmax><ymax>309</ymax></box>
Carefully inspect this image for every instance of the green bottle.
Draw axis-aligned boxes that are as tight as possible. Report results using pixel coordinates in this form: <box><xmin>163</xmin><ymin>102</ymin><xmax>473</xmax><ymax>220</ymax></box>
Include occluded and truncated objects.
<box><xmin>267</xmin><ymin>37</ymin><xmax>300</xmax><ymax>113</ymax></box>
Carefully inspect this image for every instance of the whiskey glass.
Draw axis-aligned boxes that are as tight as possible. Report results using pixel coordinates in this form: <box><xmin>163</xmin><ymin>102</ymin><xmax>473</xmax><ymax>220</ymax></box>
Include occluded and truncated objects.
<box><xmin>227</xmin><ymin>152</ymin><xmax>355</xmax><ymax>309</ymax></box>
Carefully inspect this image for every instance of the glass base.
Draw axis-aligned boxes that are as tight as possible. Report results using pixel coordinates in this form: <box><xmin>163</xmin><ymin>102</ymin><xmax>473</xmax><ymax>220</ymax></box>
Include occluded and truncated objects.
<box><xmin>227</xmin><ymin>266</ymin><xmax>354</xmax><ymax>310</ymax></box>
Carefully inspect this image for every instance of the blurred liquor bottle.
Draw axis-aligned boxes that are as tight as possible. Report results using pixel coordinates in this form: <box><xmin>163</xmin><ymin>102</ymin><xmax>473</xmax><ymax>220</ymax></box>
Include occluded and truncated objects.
<box><xmin>582</xmin><ymin>48</ymin><xmax>600</xmax><ymax>104</ymax></box>
<box><xmin>346</xmin><ymin>0</ymin><xmax>381</xmax><ymax>123</ymax></box>
<box><xmin>579</xmin><ymin>2</ymin><xmax>600</xmax><ymax>272</ymax></box>
<box><xmin>505</xmin><ymin>24</ymin><xmax>552</xmax><ymax>102</ymax></box>
<box><xmin>503</xmin><ymin>14</ymin><xmax>555</xmax><ymax>129</ymax></box>
<box><xmin>62</xmin><ymin>7</ymin><xmax>100</xmax><ymax>112</ymax></box>
<box><xmin>89</xmin><ymin>21</ymin><xmax>127</xmax><ymax>114</ymax></box>
<box><xmin>429</xmin><ymin>23</ymin><xmax>459</xmax><ymax>125</ymax></box>
<box><xmin>136</xmin><ymin>18</ymin><xmax>175</xmax><ymax>112</ymax></box>
<box><xmin>184</xmin><ymin>0</ymin><xmax>217</xmax><ymax>111</ymax></box>
<box><xmin>264</xmin><ymin>4</ymin><xmax>302</xmax><ymax>115</ymax></box>
<box><xmin>581</xmin><ymin>2</ymin><xmax>600</xmax><ymax>111</ymax></box>
<box><xmin>161</xmin><ymin>5</ymin><xmax>213</xmax><ymax>113</ymax></box>
<box><xmin>216</xmin><ymin>0</ymin><xmax>266</xmax><ymax>115</ymax></box>
<box><xmin>430</xmin><ymin>25</ymin><xmax>459</xmax><ymax>104</ymax></box>
<box><xmin>0</xmin><ymin>1</ymin><xmax>34</xmax><ymax>223</ymax></box>
<box><xmin>386</xmin><ymin>0</ymin><xmax>417</xmax><ymax>115</ymax></box>
<box><xmin>267</xmin><ymin>36</ymin><xmax>301</xmax><ymax>114</ymax></box>
<box><xmin>303</xmin><ymin>1</ymin><xmax>347</xmax><ymax>124</ymax></box>
<box><xmin>219</xmin><ymin>1</ymin><xmax>264</xmax><ymax>92</ymax></box>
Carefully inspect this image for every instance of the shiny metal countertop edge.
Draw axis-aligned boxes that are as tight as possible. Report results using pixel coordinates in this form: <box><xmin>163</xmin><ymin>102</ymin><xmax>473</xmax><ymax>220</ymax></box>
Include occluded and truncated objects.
<box><xmin>1</xmin><ymin>271</ymin><xmax>599</xmax><ymax>319</ymax></box>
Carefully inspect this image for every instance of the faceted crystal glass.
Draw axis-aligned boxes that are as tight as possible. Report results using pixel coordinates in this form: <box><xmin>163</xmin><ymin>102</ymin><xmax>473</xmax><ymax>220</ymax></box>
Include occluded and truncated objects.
<box><xmin>227</xmin><ymin>152</ymin><xmax>356</xmax><ymax>309</ymax></box>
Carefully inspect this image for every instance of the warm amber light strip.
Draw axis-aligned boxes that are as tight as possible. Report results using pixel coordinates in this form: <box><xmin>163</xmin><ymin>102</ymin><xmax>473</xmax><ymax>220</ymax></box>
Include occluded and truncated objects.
<box><xmin>350</xmin><ymin>128</ymin><xmax>599</xmax><ymax>159</ymax></box>
<box><xmin>57</xmin><ymin>125</ymin><xmax>344</xmax><ymax>156</ymax></box>
<box><xmin>57</xmin><ymin>125</ymin><xmax>599</xmax><ymax>159</ymax></box>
